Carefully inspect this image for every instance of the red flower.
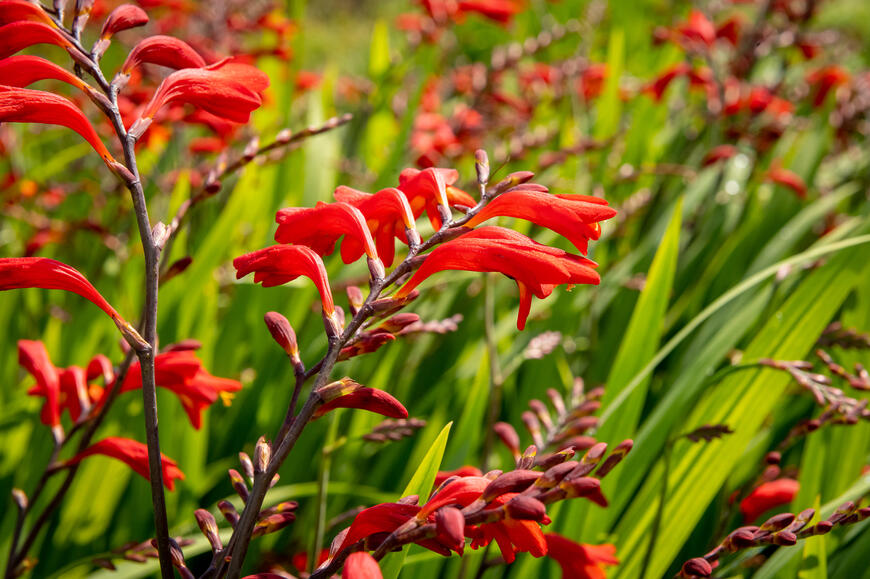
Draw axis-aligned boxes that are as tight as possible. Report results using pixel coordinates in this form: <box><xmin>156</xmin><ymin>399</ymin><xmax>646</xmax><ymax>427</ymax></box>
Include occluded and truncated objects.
<box><xmin>468</xmin><ymin>493</ymin><xmax>547</xmax><ymax>563</ymax></box>
<box><xmin>677</xmin><ymin>9</ymin><xmax>716</xmax><ymax>48</ymax></box>
<box><xmin>18</xmin><ymin>340</ymin><xmax>61</xmax><ymax>437</ymax></box>
<box><xmin>456</xmin><ymin>0</ymin><xmax>524</xmax><ymax>25</ymax></box>
<box><xmin>806</xmin><ymin>66</ymin><xmax>850</xmax><ymax>107</ymax></box>
<box><xmin>0</xmin><ymin>0</ymin><xmax>57</xmax><ymax>26</ymax></box>
<box><xmin>122</xmin><ymin>350</ymin><xmax>242</xmax><ymax>429</ymax></box>
<box><xmin>434</xmin><ymin>466</ymin><xmax>483</xmax><ymax>487</ymax></box>
<box><xmin>545</xmin><ymin>534</ymin><xmax>619</xmax><ymax>579</ymax></box>
<box><xmin>577</xmin><ymin>63</ymin><xmax>608</xmax><ymax>101</ymax></box>
<box><xmin>100</xmin><ymin>4</ymin><xmax>149</xmax><ymax>37</ymax></box>
<box><xmin>0</xmin><ymin>87</ymin><xmax>116</xmax><ymax>165</ymax></box>
<box><xmin>295</xmin><ymin>70</ymin><xmax>323</xmax><ymax>93</ymax></box>
<box><xmin>315</xmin><ymin>378</ymin><xmax>408</xmax><ymax>420</ymax></box>
<box><xmin>702</xmin><ymin>144</ymin><xmax>738</xmax><ymax>166</ymax></box>
<box><xmin>644</xmin><ymin>63</ymin><xmax>691</xmax><ymax>101</ymax></box>
<box><xmin>740</xmin><ymin>478</ymin><xmax>799</xmax><ymax>523</ymax></box>
<box><xmin>120</xmin><ymin>35</ymin><xmax>207</xmax><ymax>76</ymax></box>
<box><xmin>464</xmin><ymin>190</ymin><xmax>616</xmax><ymax>254</ymax></box>
<box><xmin>765</xmin><ymin>163</ymin><xmax>807</xmax><ymax>199</ymax></box>
<box><xmin>398</xmin><ymin>167</ymin><xmax>476</xmax><ymax>229</ymax></box>
<box><xmin>0</xmin><ymin>257</ymin><xmax>121</xmax><ymax>321</ymax></box>
<box><xmin>0</xmin><ymin>55</ymin><xmax>91</xmax><ymax>92</ymax></box>
<box><xmin>418</xmin><ymin>476</ymin><xmax>490</xmax><ymax>519</ymax></box>
<box><xmin>132</xmin><ymin>58</ymin><xmax>269</xmax><ymax>136</ymax></box>
<box><xmin>336</xmin><ymin>502</ymin><xmax>422</xmax><ymax>553</ymax></box>
<box><xmin>58</xmin><ymin>366</ymin><xmax>92</xmax><ymax>423</ymax></box>
<box><xmin>342</xmin><ymin>552</ymin><xmax>383</xmax><ymax>579</ymax></box>
<box><xmin>274</xmin><ymin>201</ymin><xmax>381</xmax><ymax>265</ymax></box>
<box><xmin>67</xmin><ymin>437</ymin><xmax>185</xmax><ymax>490</ymax></box>
<box><xmin>233</xmin><ymin>245</ymin><xmax>336</xmax><ymax>316</ymax></box>
<box><xmin>333</xmin><ymin>186</ymin><xmax>418</xmax><ymax>267</ymax></box>
<box><xmin>396</xmin><ymin>227</ymin><xmax>600</xmax><ymax>330</ymax></box>
<box><xmin>0</xmin><ymin>21</ymin><xmax>76</xmax><ymax>59</ymax></box>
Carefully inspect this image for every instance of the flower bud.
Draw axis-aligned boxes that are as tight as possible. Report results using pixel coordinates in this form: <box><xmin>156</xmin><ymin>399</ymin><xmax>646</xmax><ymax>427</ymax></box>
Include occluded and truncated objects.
<box><xmin>264</xmin><ymin>312</ymin><xmax>300</xmax><ymax>362</ymax></box>
<box><xmin>534</xmin><ymin>448</ymin><xmax>575</xmax><ymax>470</ymax></box>
<box><xmin>773</xmin><ymin>530</ymin><xmax>797</xmax><ymax>546</ymax></box>
<box><xmin>505</xmin><ymin>495</ymin><xmax>547</xmax><ymax>521</ymax></box>
<box><xmin>680</xmin><ymin>557</ymin><xmax>712</xmax><ymax>577</ymax></box>
<box><xmin>537</xmin><ymin>462</ymin><xmax>578</xmax><ymax>488</ymax></box>
<box><xmin>517</xmin><ymin>445</ymin><xmax>537</xmax><ymax>470</ymax></box>
<box><xmin>217</xmin><ymin>500</ymin><xmax>239</xmax><ymax>527</ymax></box>
<box><xmin>561</xmin><ymin>476</ymin><xmax>607</xmax><ymax>506</ymax></box>
<box><xmin>347</xmin><ymin>286</ymin><xmax>365</xmax><ymax>315</ymax></box>
<box><xmin>253</xmin><ymin>512</ymin><xmax>296</xmax><ymax>537</ymax></box>
<box><xmin>595</xmin><ymin>439</ymin><xmax>634</xmax><ymax>478</ymax></box>
<box><xmin>474</xmin><ymin>149</ymin><xmax>490</xmax><ymax>185</ymax></box>
<box><xmin>228</xmin><ymin>469</ymin><xmax>249</xmax><ymax>502</ymax></box>
<box><xmin>194</xmin><ymin>509</ymin><xmax>222</xmax><ymax>552</ymax></box>
<box><xmin>435</xmin><ymin>507</ymin><xmax>465</xmax><ymax>553</ymax></box>
<box><xmin>238</xmin><ymin>452</ymin><xmax>254</xmax><ymax>481</ymax></box>
<box><xmin>760</xmin><ymin>512</ymin><xmax>794</xmax><ymax>532</ymax></box>
<box><xmin>482</xmin><ymin>470</ymin><xmax>541</xmax><ymax>502</ymax></box>
<box><xmin>255</xmin><ymin>436</ymin><xmax>271</xmax><ymax>474</ymax></box>
<box><xmin>493</xmin><ymin>422</ymin><xmax>521</xmax><ymax>459</ymax></box>
<box><xmin>12</xmin><ymin>488</ymin><xmax>27</xmax><ymax>511</ymax></box>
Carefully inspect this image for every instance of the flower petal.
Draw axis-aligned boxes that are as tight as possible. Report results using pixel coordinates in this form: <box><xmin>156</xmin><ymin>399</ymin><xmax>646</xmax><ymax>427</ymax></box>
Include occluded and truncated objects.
<box><xmin>67</xmin><ymin>437</ymin><xmax>185</xmax><ymax>490</ymax></box>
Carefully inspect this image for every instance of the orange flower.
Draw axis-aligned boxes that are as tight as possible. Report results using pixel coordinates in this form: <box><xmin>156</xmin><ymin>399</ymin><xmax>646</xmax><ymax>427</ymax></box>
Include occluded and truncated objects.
<box><xmin>395</xmin><ymin>227</ymin><xmax>600</xmax><ymax>330</ymax></box>
<box><xmin>67</xmin><ymin>437</ymin><xmax>185</xmax><ymax>490</ymax></box>
<box><xmin>333</xmin><ymin>186</ymin><xmax>418</xmax><ymax>267</ymax></box>
<box><xmin>468</xmin><ymin>493</ymin><xmax>547</xmax><ymax>563</ymax></box>
<box><xmin>545</xmin><ymin>534</ymin><xmax>619</xmax><ymax>579</ymax></box>
<box><xmin>677</xmin><ymin>9</ymin><xmax>715</xmax><ymax>48</ymax></box>
<box><xmin>233</xmin><ymin>245</ymin><xmax>336</xmax><ymax>316</ymax></box>
<box><xmin>456</xmin><ymin>0</ymin><xmax>524</xmax><ymax>25</ymax></box>
<box><xmin>0</xmin><ymin>87</ymin><xmax>116</xmax><ymax>165</ymax></box>
<box><xmin>464</xmin><ymin>190</ymin><xmax>616</xmax><ymax>254</ymax></box>
<box><xmin>740</xmin><ymin>478</ymin><xmax>799</xmax><ymax>523</ymax></box>
<box><xmin>275</xmin><ymin>201</ymin><xmax>380</xmax><ymax>265</ymax></box>
<box><xmin>806</xmin><ymin>66</ymin><xmax>850</xmax><ymax>107</ymax></box>
<box><xmin>0</xmin><ymin>0</ymin><xmax>57</xmax><ymax>26</ymax></box>
<box><xmin>120</xmin><ymin>35</ymin><xmax>207</xmax><ymax>76</ymax></box>
<box><xmin>93</xmin><ymin>4</ymin><xmax>149</xmax><ymax>56</ymax></box>
<box><xmin>342</xmin><ymin>552</ymin><xmax>383</xmax><ymax>579</ymax></box>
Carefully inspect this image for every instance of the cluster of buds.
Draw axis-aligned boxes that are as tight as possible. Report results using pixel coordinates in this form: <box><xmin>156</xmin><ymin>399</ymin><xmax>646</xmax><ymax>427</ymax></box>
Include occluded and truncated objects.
<box><xmin>313</xmin><ymin>438</ymin><xmax>632</xmax><ymax>577</ymax></box>
<box><xmin>92</xmin><ymin>536</ymin><xmax>193</xmax><ymax>572</ymax></box>
<box><xmin>680</xmin><ymin>502</ymin><xmax>870</xmax><ymax>578</ymax></box>
<box><xmin>818</xmin><ymin>322</ymin><xmax>870</xmax><ymax>350</ymax></box>
<box><xmin>363</xmin><ymin>418</ymin><xmax>427</xmax><ymax>443</ymax></box>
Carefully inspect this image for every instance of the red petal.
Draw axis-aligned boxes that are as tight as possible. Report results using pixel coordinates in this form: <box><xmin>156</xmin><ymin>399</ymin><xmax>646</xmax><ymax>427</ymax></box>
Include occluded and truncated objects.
<box><xmin>275</xmin><ymin>201</ymin><xmax>379</xmax><ymax>264</ymax></box>
<box><xmin>315</xmin><ymin>387</ymin><xmax>408</xmax><ymax>420</ymax></box>
<box><xmin>0</xmin><ymin>21</ymin><xmax>74</xmax><ymax>59</ymax></box>
<box><xmin>121</xmin><ymin>35</ymin><xmax>207</xmax><ymax>74</ymax></box>
<box><xmin>68</xmin><ymin>437</ymin><xmax>185</xmax><ymax>490</ymax></box>
<box><xmin>342</xmin><ymin>552</ymin><xmax>383</xmax><ymax>579</ymax></box>
<box><xmin>100</xmin><ymin>4</ymin><xmax>148</xmax><ymax>38</ymax></box>
<box><xmin>19</xmin><ymin>340</ymin><xmax>61</xmax><ymax>428</ymax></box>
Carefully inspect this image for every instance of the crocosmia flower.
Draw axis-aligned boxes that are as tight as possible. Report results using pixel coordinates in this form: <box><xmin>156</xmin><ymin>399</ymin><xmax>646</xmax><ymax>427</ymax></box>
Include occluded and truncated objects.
<box><xmin>0</xmin><ymin>21</ymin><xmax>76</xmax><ymax>59</ymax></box>
<box><xmin>67</xmin><ymin>437</ymin><xmax>185</xmax><ymax>490</ymax></box>
<box><xmin>274</xmin><ymin>201</ymin><xmax>380</xmax><ymax>264</ymax></box>
<box><xmin>398</xmin><ymin>167</ymin><xmax>476</xmax><ymax>229</ymax></box>
<box><xmin>336</xmin><ymin>502</ymin><xmax>422</xmax><ymax>553</ymax></box>
<box><xmin>119</xmin><ymin>35</ymin><xmax>207</xmax><ymax>76</ymax></box>
<box><xmin>544</xmin><ymin>534</ymin><xmax>619</xmax><ymax>579</ymax></box>
<box><xmin>740</xmin><ymin>478</ymin><xmax>799</xmax><ymax>523</ymax></box>
<box><xmin>342</xmin><ymin>552</ymin><xmax>383</xmax><ymax>579</ymax></box>
<box><xmin>333</xmin><ymin>187</ymin><xmax>419</xmax><ymax>267</ymax></box>
<box><xmin>18</xmin><ymin>340</ymin><xmax>62</xmax><ymax>439</ymax></box>
<box><xmin>468</xmin><ymin>493</ymin><xmax>547</xmax><ymax>563</ymax></box>
<box><xmin>0</xmin><ymin>55</ymin><xmax>91</xmax><ymax>92</ymax></box>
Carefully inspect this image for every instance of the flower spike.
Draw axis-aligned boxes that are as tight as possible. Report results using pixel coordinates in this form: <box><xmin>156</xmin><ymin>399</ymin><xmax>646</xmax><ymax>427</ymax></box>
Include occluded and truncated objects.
<box><xmin>66</xmin><ymin>437</ymin><xmax>185</xmax><ymax>490</ymax></box>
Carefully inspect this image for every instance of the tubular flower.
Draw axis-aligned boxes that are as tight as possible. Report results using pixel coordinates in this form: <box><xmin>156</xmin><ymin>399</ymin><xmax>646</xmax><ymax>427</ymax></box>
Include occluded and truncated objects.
<box><xmin>398</xmin><ymin>167</ymin><xmax>477</xmax><ymax>229</ymax></box>
<box><xmin>395</xmin><ymin>227</ymin><xmax>600</xmax><ymax>330</ymax></box>
<box><xmin>275</xmin><ymin>201</ymin><xmax>380</xmax><ymax>265</ymax></box>
<box><xmin>740</xmin><ymin>478</ymin><xmax>799</xmax><ymax>523</ymax></box>
<box><xmin>468</xmin><ymin>493</ymin><xmax>547</xmax><ymax>563</ymax></box>
<box><xmin>119</xmin><ymin>35</ymin><xmax>207</xmax><ymax>76</ymax></box>
<box><xmin>765</xmin><ymin>164</ymin><xmax>807</xmax><ymax>199</ymax></box>
<box><xmin>418</xmin><ymin>476</ymin><xmax>490</xmax><ymax>519</ymax></box>
<box><xmin>0</xmin><ymin>55</ymin><xmax>91</xmax><ymax>92</ymax></box>
<box><xmin>121</xmin><ymin>350</ymin><xmax>242</xmax><ymax>429</ymax></box>
<box><xmin>93</xmin><ymin>4</ymin><xmax>148</xmax><ymax>56</ymax></box>
<box><xmin>131</xmin><ymin>58</ymin><xmax>269</xmax><ymax>137</ymax></box>
<box><xmin>233</xmin><ymin>245</ymin><xmax>336</xmax><ymax>316</ymax></box>
<box><xmin>18</xmin><ymin>340</ymin><xmax>62</xmax><ymax>437</ymax></box>
<box><xmin>0</xmin><ymin>0</ymin><xmax>57</xmax><ymax>26</ymax></box>
<box><xmin>464</xmin><ymin>190</ymin><xmax>617</xmax><ymax>254</ymax></box>
<box><xmin>544</xmin><ymin>534</ymin><xmax>618</xmax><ymax>579</ymax></box>
<box><xmin>58</xmin><ymin>366</ymin><xmax>91</xmax><ymax>423</ymax></box>
<box><xmin>342</xmin><ymin>552</ymin><xmax>384</xmax><ymax>579</ymax></box>
<box><xmin>333</xmin><ymin>187</ymin><xmax>419</xmax><ymax>267</ymax></box>
<box><xmin>0</xmin><ymin>87</ymin><xmax>116</xmax><ymax>165</ymax></box>
<box><xmin>66</xmin><ymin>437</ymin><xmax>185</xmax><ymax>490</ymax></box>
<box><xmin>315</xmin><ymin>378</ymin><xmax>408</xmax><ymax>419</ymax></box>
<box><xmin>434</xmin><ymin>466</ymin><xmax>483</xmax><ymax>487</ymax></box>
<box><xmin>677</xmin><ymin>9</ymin><xmax>716</xmax><ymax>48</ymax></box>
<box><xmin>806</xmin><ymin>66</ymin><xmax>850</xmax><ymax>107</ymax></box>
<box><xmin>0</xmin><ymin>21</ymin><xmax>77</xmax><ymax>59</ymax></box>
<box><xmin>456</xmin><ymin>0</ymin><xmax>524</xmax><ymax>25</ymax></box>
<box><xmin>0</xmin><ymin>257</ymin><xmax>121</xmax><ymax>321</ymax></box>
<box><xmin>336</xmin><ymin>502</ymin><xmax>422</xmax><ymax>553</ymax></box>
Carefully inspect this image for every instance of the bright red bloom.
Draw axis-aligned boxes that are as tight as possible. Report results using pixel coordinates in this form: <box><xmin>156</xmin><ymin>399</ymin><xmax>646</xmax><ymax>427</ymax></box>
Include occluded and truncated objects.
<box><xmin>233</xmin><ymin>245</ymin><xmax>336</xmax><ymax>316</ymax></box>
<box><xmin>806</xmin><ymin>66</ymin><xmax>850</xmax><ymax>107</ymax></box>
<box><xmin>0</xmin><ymin>21</ymin><xmax>75</xmax><ymax>59</ymax></box>
<box><xmin>18</xmin><ymin>340</ymin><xmax>61</xmax><ymax>433</ymax></box>
<box><xmin>120</xmin><ymin>35</ymin><xmax>207</xmax><ymax>75</ymax></box>
<box><xmin>396</xmin><ymin>227</ymin><xmax>600</xmax><ymax>330</ymax></box>
<box><xmin>342</xmin><ymin>552</ymin><xmax>383</xmax><ymax>579</ymax></box>
<box><xmin>134</xmin><ymin>58</ymin><xmax>268</xmax><ymax>132</ymax></box>
<box><xmin>333</xmin><ymin>186</ymin><xmax>418</xmax><ymax>267</ymax></box>
<box><xmin>678</xmin><ymin>9</ymin><xmax>715</xmax><ymax>48</ymax></box>
<box><xmin>545</xmin><ymin>534</ymin><xmax>619</xmax><ymax>579</ymax></box>
<box><xmin>456</xmin><ymin>0</ymin><xmax>524</xmax><ymax>24</ymax></box>
<box><xmin>100</xmin><ymin>4</ymin><xmax>149</xmax><ymax>37</ymax></box>
<box><xmin>398</xmin><ymin>167</ymin><xmax>476</xmax><ymax>229</ymax></box>
<box><xmin>464</xmin><ymin>190</ymin><xmax>616</xmax><ymax>254</ymax></box>
<box><xmin>765</xmin><ymin>164</ymin><xmax>807</xmax><ymax>199</ymax></box>
<box><xmin>275</xmin><ymin>201</ymin><xmax>380</xmax><ymax>264</ymax></box>
<box><xmin>0</xmin><ymin>257</ymin><xmax>120</xmax><ymax>320</ymax></box>
<box><xmin>58</xmin><ymin>366</ymin><xmax>91</xmax><ymax>423</ymax></box>
<box><xmin>418</xmin><ymin>476</ymin><xmax>490</xmax><ymax>519</ymax></box>
<box><xmin>0</xmin><ymin>55</ymin><xmax>91</xmax><ymax>92</ymax></box>
<box><xmin>315</xmin><ymin>378</ymin><xmax>408</xmax><ymax>420</ymax></box>
<box><xmin>0</xmin><ymin>0</ymin><xmax>56</xmax><ymax>26</ymax></box>
<box><xmin>577</xmin><ymin>63</ymin><xmax>608</xmax><ymax>101</ymax></box>
<box><xmin>740</xmin><ymin>478</ymin><xmax>799</xmax><ymax>523</ymax></box>
<box><xmin>702</xmin><ymin>144</ymin><xmax>738</xmax><ymax>166</ymax></box>
<box><xmin>434</xmin><ymin>466</ymin><xmax>483</xmax><ymax>487</ymax></box>
<box><xmin>644</xmin><ymin>63</ymin><xmax>691</xmax><ymax>101</ymax></box>
<box><xmin>122</xmin><ymin>350</ymin><xmax>242</xmax><ymax>429</ymax></box>
<box><xmin>67</xmin><ymin>437</ymin><xmax>185</xmax><ymax>490</ymax></box>
<box><xmin>715</xmin><ymin>16</ymin><xmax>742</xmax><ymax>46</ymax></box>
<box><xmin>295</xmin><ymin>70</ymin><xmax>323</xmax><ymax>92</ymax></box>
<box><xmin>336</xmin><ymin>502</ymin><xmax>422</xmax><ymax>553</ymax></box>
<box><xmin>0</xmin><ymin>87</ymin><xmax>115</xmax><ymax>164</ymax></box>
<box><xmin>468</xmin><ymin>493</ymin><xmax>547</xmax><ymax>563</ymax></box>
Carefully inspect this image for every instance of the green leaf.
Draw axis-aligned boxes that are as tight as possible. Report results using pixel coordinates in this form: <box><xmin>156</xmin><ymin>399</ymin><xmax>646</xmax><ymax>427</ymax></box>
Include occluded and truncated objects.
<box><xmin>798</xmin><ymin>498</ymin><xmax>827</xmax><ymax>579</ymax></box>
<box><xmin>381</xmin><ymin>422</ymin><xmax>452</xmax><ymax>579</ymax></box>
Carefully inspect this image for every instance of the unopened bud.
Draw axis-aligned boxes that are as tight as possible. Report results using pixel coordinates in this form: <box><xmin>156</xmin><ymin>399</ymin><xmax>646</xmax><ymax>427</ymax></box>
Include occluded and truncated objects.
<box><xmin>680</xmin><ymin>557</ymin><xmax>712</xmax><ymax>577</ymax></box>
<box><xmin>218</xmin><ymin>500</ymin><xmax>239</xmax><ymax>527</ymax></box>
<box><xmin>368</xmin><ymin>256</ymin><xmax>386</xmax><ymax>282</ymax></box>
<box><xmin>435</xmin><ymin>507</ymin><xmax>465</xmax><ymax>552</ymax></box>
<box><xmin>505</xmin><ymin>495</ymin><xmax>547</xmax><ymax>521</ymax></box>
<box><xmin>323</xmin><ymin>309</ymin><xmax>343</xmax><ymax>340</ymax></box>
<box><xmin>724</xmin><ymin>528</ymin><xmax>756</xmax><ymax>550</ymax></box>
<box><xmin>518</xmin><ymin>445</ymin><xmax>537</xmax><ymax>469</ymax></box>
<box><xmin>253</xmin><ymin>512</ymin><xmax>296</xmax><ymax>537</ymax></box>
<box><xmin>264</xmin><ymin>312</ymin><xmax>300</xmax><ymax>362</ymax></box>
<box><xmin>376</xmin><ymin>313</ymin><xmax>421</xmax><ymax>334</ymax></box>
<box><xmin>254</xmin><ymin>437</ymin><xmax>271</xmax><ymax>473</ymax></box>
<box><xmin>276</xmin><ymin>128</ymin><xmax>292</xmax><ymax>144</ymax></box>
<box><xmin>11</xmin><ymin>488</ymin><xmax>27</xmax><ymax>511</ymax></box>
<box><xmin>773</xmin><ymin>530</ymin><xmax>797</xmax><ymax>546</ymax></box>
<box><xmin>346</xmin><ymin>286</ymin><xmax>365</xmax><ymax>315</ymax></box>
<box><xmin>238</xmin><ymin>452</ymin><xmax>254</xmax><ymax>481</ymax></box>
<box><xmin>161</xmin><ymin>256</ymin><xmax>193</xmax><ymax>283</ymax></box>
<box><xmin>259</xmin><ymin>501</ymin><xmax>299</xmax><ymax>518</ymax></box>
<box><xmin>406</xmin><ymin>228</ymin><xmax>422</xmax><ymax>249</ymax></box>
<box><xmin>482</xmin><ymin>470</ymin><xmax>541</xmax><ymax>502</ymax></box>
<box><xmin>474</xmin><ymin>149</ymin><xmax>490</xmax><ymax>185</ymax></box>
<box><xmin>561</xmin><ymin>476</ymin><xmax>607</xmax><ymax>506</ymax></box>
<box><xmin>813</xmin><ymin>520</ymin><xmax>833</xmax><ymax>534</ymax></box>
<box><xmin>534</xmin><ymin>449</ymin><xmax>575</xmax><ymax>470</ymax></box>
<box><xmin>318</xmin><ymin>378</ymin><xmax>363</xmax><ymax>403</ymax></box>
<box><xmin>595</xmin><ymin>439</ymin><xmax>634</xmax><ymax>478</ymax></box>
<box><xmin>538</xmin><ymin>462</ymin><xmax>579</xmax><ymax>488</ymax></box>
<box><xmin>493</xmin><ymin>422</ymin><xmax>521</xmax><ymax>458</ymax></box>
<box><xmin>765</xmin><ymin>451</ymin><xmax>781</xmax><ymax>465</ymax></box>
<box><xmin>194</xmin><ymin>509</ymin><xmax>222</xmax><ymax>552</ymax></box>
<box><xmin>228</xmin><ymin>469</ymin><xmax>249</xmax><ymax>502</ymax></box>
<box><xmin>243</xmin><ymin>137</ymin><xmax>260</xmax><ymax>161</ymax></box>
<box><xmin>760</xmin><ymin>513</ymin><xmax>794</xmax><ymax>532</ymax></box>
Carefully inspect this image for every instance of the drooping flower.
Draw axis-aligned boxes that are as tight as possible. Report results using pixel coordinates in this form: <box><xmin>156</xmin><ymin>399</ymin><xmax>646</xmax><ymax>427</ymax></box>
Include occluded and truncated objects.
<box><xmin>233</xmin><ymin>245</ymin><xmax>336</xmax><ymax>316</ymax></box>
<box><xmin>0</xmin><ymin>0</ymin><xmax>57</xmax><ymax>26</ymax></box>
<box><xmin>544</xmin><ymin>534</ymin><xmax>619</xmax><ymax>579</ymax></box>
<box><xmin>315</xmin><ymin>378</ymin><xmax>408</xmax><ymax>420</ymax></box>
<box><xmin>333</xmin><ymin>187</ymin><xmax>419</xmax><ymax>267</ymax></box>
<box><xmin>66</xmin><ymin>437</ymin><xmax>185</xmax><ymax>490</ymax></box>
<box><xmin>765</xmin><ymin>163</ymin><xmax>807</xmax><ymax>199</ymax></box>
<box><xmin>468</xmin><ymin>493</ymin><xmax>547</xmax><ymax>563</ymax></box>
<box><xmin>336</xmin><ymin>502</ymin><xmax>422</xmax><ymax>553</ymax></box>
<box><xmin>0</xmin><ymin>87</ymin><xmax>116</xmax><ymax>165</ymax></box>
<box><xmin>18</xmin><ymin>340</ymin><xmax>62</xmax><ymax>438</ymax></box>
<box><xmin>0</xmin><ymin>55</ymin><xmax>91</xmax><ymax>92</ymax></box>
<box><xmin>677</xmin><ymin>9</ymin><xmax>716</xmax><ymax>48</ymax></box>
<box><xmin>119</xmin><ymin>35</ymin><xmax>207</xmax><ymax>76</ymax></box>
<box><xmin>131</xmin><ymin>58</ymin><xmax>269</xmax><ymax>136</ymax></box>
<box><xmin>0</xmin><ymin>21</ymin><xmax>77</xmax><ymax>59</ymax></box>
<box><xmin>464</xmin><ymin>190</ymin><xmax>617</xmax><ymax>254</ymax></box>
<box><xmin>121</xmin><ymin>350</ymin><xmax>242</xmax><ymax>429</ymax></box>
<box><xmin>395</xmin><ymin>227</ymin><xmax>600</xmax><ymax>330</ymax></box>
<box><xmin>274</xmin><ymin>202</ymin><xmax>380</xmax><ymax>265</ymax></box>
<box><xmin>740</xmin><ymin>478</ymin><xmax>799</xmax><ymax>523</ymax></box>
<box><xmin>418</xmin><ymin>476</ymin><xmax>490</xmax><ymax>519</ymax></box>
<box><xmin>58</xmin><ymin>366</ymin><xmax>92</xmax><ymax>423</ymax></box>
<box><xmin>398</xmin><ymin>167</ymin><xmax>476</xmax><ymax>229</ymax></box>
<box><xmin>342</xmin><ymin>552</ymin><xmax>384</xmax><ymax>579</ymax></box>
